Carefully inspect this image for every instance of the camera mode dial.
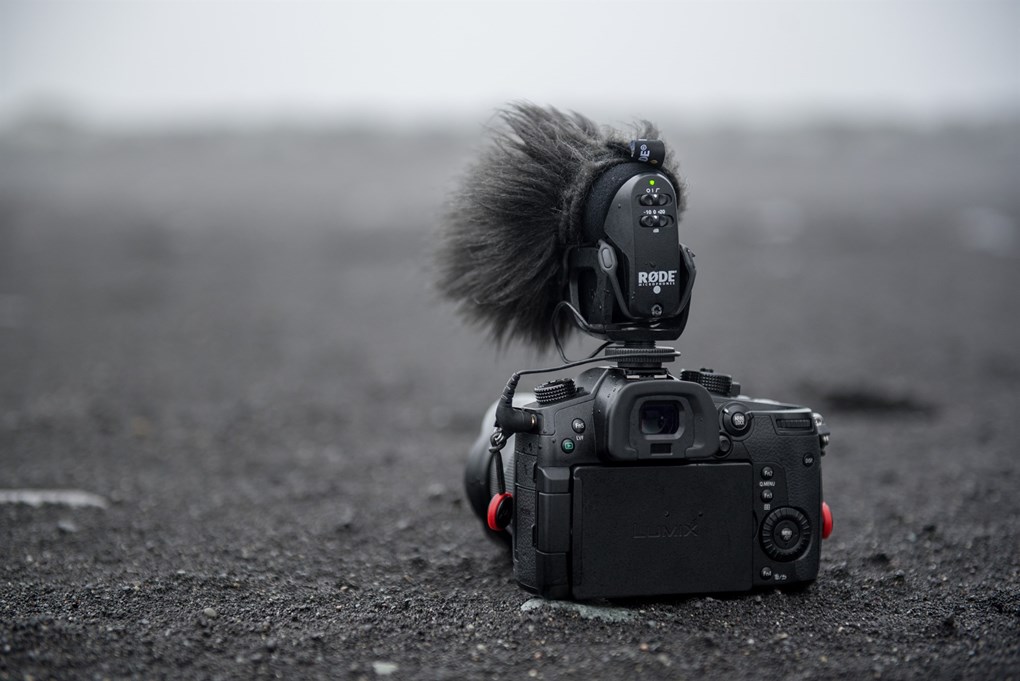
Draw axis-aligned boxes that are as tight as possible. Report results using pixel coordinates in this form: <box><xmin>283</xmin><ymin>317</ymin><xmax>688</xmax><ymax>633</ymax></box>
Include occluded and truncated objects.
<box><xmin>680</xmin><ymin>369</ymin><xmax>734</xmax><ymax>396</ymax></box>
<box><xmin>760</xmin><ymin>507</ymin><xmax>811</xmax><ymax>561</ymax></box>
<box><xmin>535</xmin><ymin>378</ymin><xmax>577</xmax><ymax>404</ymax></box>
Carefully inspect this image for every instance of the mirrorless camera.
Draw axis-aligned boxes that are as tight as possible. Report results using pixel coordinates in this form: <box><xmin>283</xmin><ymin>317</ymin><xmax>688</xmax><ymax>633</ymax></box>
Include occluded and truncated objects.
<box><xmin>466</xmin><ymin>362</ymin><xmax>832</xmax><ymax>599</ymax></box>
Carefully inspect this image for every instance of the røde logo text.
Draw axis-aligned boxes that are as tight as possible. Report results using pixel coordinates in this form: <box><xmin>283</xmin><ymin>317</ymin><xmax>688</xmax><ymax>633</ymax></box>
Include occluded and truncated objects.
<box><xmin>637</xmin><ymin>270</ymin><xmax>677</xmax><ymax>286</ymax></box>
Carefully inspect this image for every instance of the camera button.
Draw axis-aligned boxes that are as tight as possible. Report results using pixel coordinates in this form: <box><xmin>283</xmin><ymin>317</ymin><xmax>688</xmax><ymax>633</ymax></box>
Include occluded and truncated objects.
<box><xmin>639</xmin><ymin>215</ymin><xmax>657</xmax><ymax>227</ymax></box>
<box><xmin>761</xmin><ymin>466</ymin><xmax>774</xmax><ymax>480</ymax></box>
<box><xmin>723</xmin><ymin>406</ymin><xmax>751</xmax><ymax>436</ymax></box>
<box><xmin>639</xmin><ymin>194</ymin><xmax>655</xmax><ymax>206</ymax></box>
<box><xmin>760</xmin><ymin>489</ymin><xmax>773</xmax><ymax>502</ymax></box>
<box><xmin>760</xmin><ymin>567</ymin><xmax>773</xmax><ymax>580</ymax></box>
<box><xmin>775</xmin><ymin>520</ymin><xmax>801</xmax><ymax>548</ymax></box>
<box><xmin>561</xmin><ymin>439</ymin><xmax>575</xmax><ymax>453</ymax></box>
<box><xmin>571</xmin><ymin>418</ymin><xmax>586</xmax><ymax>434</ymax></box>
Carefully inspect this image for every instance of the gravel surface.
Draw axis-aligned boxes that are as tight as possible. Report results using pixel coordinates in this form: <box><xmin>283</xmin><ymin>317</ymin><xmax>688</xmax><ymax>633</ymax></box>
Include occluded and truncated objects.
<box><xmin>1</xmin><ymin>123</ymin><xmax>1018</xmax><ymax>679</ymax></box>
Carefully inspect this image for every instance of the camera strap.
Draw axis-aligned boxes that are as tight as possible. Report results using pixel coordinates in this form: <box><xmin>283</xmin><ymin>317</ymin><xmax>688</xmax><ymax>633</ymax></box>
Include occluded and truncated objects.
<box><xmin>485</xmin><ymin>427</ymin><xmax>514</xmax><ymax>532</ymax></box>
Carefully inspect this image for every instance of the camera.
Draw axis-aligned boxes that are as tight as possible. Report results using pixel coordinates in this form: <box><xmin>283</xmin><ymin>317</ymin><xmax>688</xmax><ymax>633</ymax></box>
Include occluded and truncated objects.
<box><xmin>439</xmin><ymin>105</ymin><xmax>832</xmax><ymax>599</ymax></box>
<box><xmin>466</xmin><ymin>364</ymin><xmax>832</xmax><ymax>599</ymax></box>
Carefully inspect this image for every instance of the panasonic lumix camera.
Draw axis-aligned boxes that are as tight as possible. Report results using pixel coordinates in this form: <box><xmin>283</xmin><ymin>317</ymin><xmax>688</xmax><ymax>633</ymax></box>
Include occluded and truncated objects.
<box><xmin>466</xmin><ymin>362</ymin><xmax>833</xmax><ymax>599</ymax></box>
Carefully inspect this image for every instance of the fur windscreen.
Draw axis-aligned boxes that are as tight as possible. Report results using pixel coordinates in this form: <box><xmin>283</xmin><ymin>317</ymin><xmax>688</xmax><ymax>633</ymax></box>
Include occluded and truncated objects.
<box><xmin>435</xmin><ymin>103</ymin><xmax>683</xmax><ymax>350</ymax></box>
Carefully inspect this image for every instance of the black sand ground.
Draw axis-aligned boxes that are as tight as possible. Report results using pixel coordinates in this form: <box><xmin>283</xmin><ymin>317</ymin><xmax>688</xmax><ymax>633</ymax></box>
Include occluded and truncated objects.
<box><xmin>1</xmin><ymin>122</ymin><xmax>1018</xmax><ymax>679</ymax></box>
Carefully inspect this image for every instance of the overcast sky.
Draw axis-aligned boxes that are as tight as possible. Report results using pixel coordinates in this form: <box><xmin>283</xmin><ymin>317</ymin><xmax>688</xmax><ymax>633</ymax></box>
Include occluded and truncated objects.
<box><xmin>1</xmin><ymin>0</ymin><xmax>1018</xmax><ymax>126</ymax></box>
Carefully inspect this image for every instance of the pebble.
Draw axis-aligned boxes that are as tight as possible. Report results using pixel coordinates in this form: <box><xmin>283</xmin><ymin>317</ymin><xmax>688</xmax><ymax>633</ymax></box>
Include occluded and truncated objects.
<box><xmin>57</xmin><ymin>519</ymin><xmax>79</xmax><ymax>534</ymax></box>
<box><xmin>520</xmin><ymin>598</ymin><xmax>635</xmax><ymax>623</ymax></box>
<box><xmin>203</xmin><ymin>607</ymin><xmax>219</xmax><ymax>619</ymax></box>
<box><xmin>372</xmin><ymin>661</ymin><xmax>399</xmax><ymax>676</ymax></box>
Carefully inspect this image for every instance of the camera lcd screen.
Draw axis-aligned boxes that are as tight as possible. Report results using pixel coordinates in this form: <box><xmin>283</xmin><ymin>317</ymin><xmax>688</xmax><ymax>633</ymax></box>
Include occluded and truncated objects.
<box><xmin>571</xmin><ymin>463</ymin><xmax>753</xmax><ymax>598</ymax></box>
<box><xmin>639</xmin><ymin>401</ymin><xmax>682</xmax><ymax>435</ymax></box>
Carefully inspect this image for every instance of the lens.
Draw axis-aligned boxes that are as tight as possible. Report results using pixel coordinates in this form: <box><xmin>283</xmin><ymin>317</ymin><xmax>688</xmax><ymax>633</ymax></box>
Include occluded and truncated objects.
<box><xmin>639</xmin><ymin>401</ymin><xmax>682</xmax><ymax>435</ymax></box>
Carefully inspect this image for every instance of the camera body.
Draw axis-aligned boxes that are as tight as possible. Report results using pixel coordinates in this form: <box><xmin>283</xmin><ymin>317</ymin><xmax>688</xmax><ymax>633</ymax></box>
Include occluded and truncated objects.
<box><xmin>466</xmin><ymin>365</ymin><xmax>830</xmax><ymax>600</ymax></box>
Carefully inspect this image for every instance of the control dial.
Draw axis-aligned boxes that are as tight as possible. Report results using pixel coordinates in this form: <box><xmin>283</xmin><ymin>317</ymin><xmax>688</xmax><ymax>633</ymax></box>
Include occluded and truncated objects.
<box><xmin>534</xmin><ymin>378</ymin><xmax>577</xmax><ymax>404</ymax></box>
<box><xmin>680</xmin><ymin>368</ymin><xmax>734</xmax><ymax>396</ymax></box>
<box><xmin>760</xmin><ymin>507</ymin><xmax>812</xmax><ymax>561</ymax></box>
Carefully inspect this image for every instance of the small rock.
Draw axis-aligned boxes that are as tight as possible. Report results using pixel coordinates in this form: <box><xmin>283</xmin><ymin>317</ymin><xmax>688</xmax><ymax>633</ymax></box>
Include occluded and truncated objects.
<box><xmin>869</xmin><ymin>552</ymin><xmax>891</xmax><ymax>565</ymax></box>
<box><xmin>372</xmin><ymin>661</ymin><xmax>399</xmax><ymax>676</ymax></box>
<box><xmin>56</xmin><ymin>520</ymin><xmax>78</xmax><ymax>534</ymax></box>
<box><xmin>520</xmin><ymin>598</ymin><xmax>635</xmax><ymax>623</ymax></box>
<box><xmin>335</xmin><ymin>506</ymin><xmax>356</xmax><ymax>531</ymax></box>
<box><xmin>203</xmin><ymin>607</ymin><xmax>219</xmax><ymax>619</ymax></box>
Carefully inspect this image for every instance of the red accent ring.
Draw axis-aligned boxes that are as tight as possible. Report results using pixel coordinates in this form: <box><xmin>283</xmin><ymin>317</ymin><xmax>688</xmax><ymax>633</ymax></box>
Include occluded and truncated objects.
<box><xmin>821</xmin><ymin>501</ymin><xmax>833</xmax><ymax>539</ymax></box>
<box><xmin>487</xmin><ymin>493</ymin><xmax>513</xmax><ymax>532</ymax></box>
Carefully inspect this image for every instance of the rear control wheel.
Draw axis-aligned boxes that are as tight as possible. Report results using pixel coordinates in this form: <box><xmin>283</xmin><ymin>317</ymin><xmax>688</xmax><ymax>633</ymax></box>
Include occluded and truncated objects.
<box><xmin>760</xmin><ymin>507</ymin><xmax>811</xmax><ymax>561</ymax></box>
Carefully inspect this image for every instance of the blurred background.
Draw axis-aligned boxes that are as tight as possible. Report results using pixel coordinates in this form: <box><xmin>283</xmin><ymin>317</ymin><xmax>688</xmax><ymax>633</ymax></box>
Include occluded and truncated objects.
<box><xmin>2</xmin><ymin>0</ymin><xmax>1017</xmax><ymax>404</ymax></box>
<box><xmin>1</xmin><ymin>1</ymin><xmax>1019</xmax><ymax>677</ymax></box>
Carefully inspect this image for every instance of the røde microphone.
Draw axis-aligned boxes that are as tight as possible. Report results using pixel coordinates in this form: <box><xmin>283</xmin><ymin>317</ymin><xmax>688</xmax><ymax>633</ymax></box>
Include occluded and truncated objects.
<box><xmin>435</xmin><ymin>102</ymin><xmax>692</xmax><ymax>351</ymax></box>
